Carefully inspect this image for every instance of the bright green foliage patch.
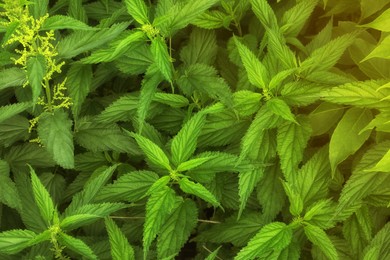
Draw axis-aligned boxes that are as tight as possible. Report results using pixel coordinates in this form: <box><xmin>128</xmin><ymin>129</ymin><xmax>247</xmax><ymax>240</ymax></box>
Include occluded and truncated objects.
<box><xmin>0</xmin><ymin>0</ymin><xmax>389</xmax><ymax>259</ymax></box>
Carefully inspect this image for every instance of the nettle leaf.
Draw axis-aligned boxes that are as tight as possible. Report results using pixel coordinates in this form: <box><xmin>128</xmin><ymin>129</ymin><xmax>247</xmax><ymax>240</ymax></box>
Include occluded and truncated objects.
<box><xmin>154</xmin><ymin>0</ymin><xmax>219</xmax><ymax>36</ymax></box>
<box><xmin>124</xmin><ymin>0</ymin><xmax>149</xmax><ymax>25</ymax></box>
<box><xmin>41</xmin><ymin>15</ymin><xmax>95</xmax><ymax>30</ymax></box>
<box><xmin>267</xmin><ymin>98</ymin><xmax>297</xmax><ymax>123</ymax></box>
<box><xmin>131</xmin><ymin>132</ymin><xmax>172</xmax><ymax>171</ymax></box>
<box><xmin>180</xmin><ymin>28</ymin><xmax>217</xmax><ymax>65</ymax></box>
<box><xmin>233</xmin><ymin>90</ymin><xmax>262</xmax><ymax>117</ymax></box>
<box><xmin>306</xmin><ymin>17</ymin><xmax>333</xmax><ymax>53</ymax></box>
<box><xmin>96</xmin><ymin>171</ymin><xmax>159</xmax><ymax>203</ymax></box>
<box><xmin>68</xmin><ymin>0</ymin><xmax>87</xmax><ymax>23</ymax></box>
<box><xmin>304</xmin><ymin>223</ymin><xmax>338</xmax><ymax>260</ymax></box>
<box><xmin>329</xmin><ymin>107</ymin><xmax>373</xmax><ymax>173</ymax></box>
<box><xmin>66</xmin><ymin>63</ymin><xmax>93</xmax><ymax>118</ymax></box>
<box><xmin>234</xmin><ymin>36</ymin><xmax>269</xmax><ymax>89</ymax></box>
<box><xmin>146</xmin><ymin>176</ymin><xmax>171</xmax><ymax>196</ymax></box>
<box><xmin>179</xmin><ymin>178</ymin><xmax>220</xmax><ymax>208</ymax></box>
<box><xmin>29</xmin><ymin>166</ymin><xmax>55</xmax><ymax>224</ymax></box>
<box><xmin>0</xmin><ymin>229</ymin><xmax>49</xmax><ymax>255</ymax></box>
<box><xmin>282</xmin><ymin>181</ymin><xmax>304</xmax><ymax>216</ymax></box>
<box><xmin>143</xmin><ymin>186</ymin><xmax>177</xmax><ymax>258</ymax></box>
<box><xmin>176</xmin><ymin>156</ymin><xmax>217</xmax><ymax>172</ymax></box>
<box><xmin>0</xmin><ymin>160</ymin><xmax>21</xmax><ymax>210</ymax></box>
<box><xmin>322</xmin><ymin>80</ymin><xmax>390</xmax><ymax>109</ymax></box>
<box><xmin>151</xmin><ymin>36</ymin><xmax>173</xmax><ymax>83</ymax></box>
<box><xmin>105</xmin><ymin>218</ymin><xmax>135</xmax><ymax>260</ymax></box>
<box><xmin>360</xmin><ymin>8</ymin><xmax>390</xmax><ymax>32</ymax></box>
<box><xmin>0</xmin><ymin>102</ymin><xmax>32</xmax><ymax>124</ymax></box>
<box><xmin>235</xmin><ymin>222</ymin><xmax>293</xmax><ymax>260</ymax></box>
<box><xmin>0</xmin><ymin>67</ymin><xmax>26</xmax><ymax>90</ymax></box>
<box><xmin>191</xmin><ymin>10</ymin><xmax>231</xmax><ymax>29</ymax></box>
<box><xmin>308</xmin><ymin>102</ymin><xmax>345</xmax><ymax>136</ymax></box>
<box><xmin>37</xmin><ymin>110</ymin><xmax>74</xmax><ymax>169</ymax></box>
<box><xmin>362</xmin><ymin>35</ymin><xmax>390</xmax><ymax>61</ymax></box>
<box><xmin>171</xmin><ymin>112</ymin><xmax>206</xmax><ymax>167</ymax></box>
<box><xmin>238</xmin><ymin>169</ymin><xmax>264</xmax><ymax>219</ymax></box>
<box><xmin>299</xmin><ymin>33</ymin><xmax>356</xmax><ymax>75</ymax></box>
<box><xmin>370</xmin><ymin>148</ymin><xmax>390</xmax><ymax>172</ymax></box>
<box><xmin>303</xmin><ymin>199</ymin><xmax>336</xmax><ymax>229</ymax></box>
<box><xmin>58</xmin><ymin>22</ymin><xmax>129</xmax><ymax>59</ymax></box>
<box><xmin>60</xmin><ymin>203</ymin><xmax>127</xmax><ymax>231</ymax></box>
<box><xmin>157</xmin><ymin>199</ymin><xmax>198</xmax><ymax>259</ymax></box>
<box><xmin>94</xmin><ymin>94</ymin><xmax>138</xmax><ymax>123</ymax></box>
<box><xmin>26</xmin><ymin>54</ymin><xmax>46</xmax><ymax>104</ymax></box>
<box><xmin>240</xmin><ymin>105</ymin><xmax>283</xmax><ymax>161</ymax></box>
<box><xmin>281</xmin><ymin>0</ymin><xmax>317</xmax><ymax>37</ymax></box>
<box><xmin>138</xmin><ymin>65</ymin><xmax>164</xmax><ymax>130</ymax></box>
<box><xmin>153</xmin><ymin>92</ymin><xmax>189</xmax><ymax>108</ymax></box>
<box><xmin>58</xmin><ymin>233</ymin><xmax>97</xmax><ymax>260</ymax></box>
<box><xmin>277</xmin><ymin>116</ymin><xmax>312</xmax><ymax>180</ymax></box>
<box><xmin>363</xmin><ymin>222</ymin><xmax>390</xmax><ymax>260</ymax></box>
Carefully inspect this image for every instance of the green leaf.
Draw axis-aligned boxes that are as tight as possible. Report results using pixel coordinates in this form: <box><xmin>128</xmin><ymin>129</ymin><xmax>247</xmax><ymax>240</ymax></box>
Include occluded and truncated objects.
<box><xmin>26</xmin><ymin>55</ymin><xmax>46</xmax><ymax>104</ymax></box>
<box><xmin>277</xmin><ymin>116</ymin><xmax>312</xmax><ymax>180</ymax></box>
<box><xmin>157</xmin><ymin>199</ymin><xmax>198</xmax><ymax>259</ymax></box>
<box><xmin>143</xmin><ymin>186</ymin><xmax>176</xmax><ymax>259</ymax></box>
<box><xmin>105</xmin><ymin>218</ymin><xmax>135</xmax><ymax>260</ymax></box>
<box><xmin>131</xmin><ymin>132</ymin><xmax>172</xmax><ymax>171</ymax></box>
<box><xmin>191</xmin><ymin>10</ymin><xmax>231</xmax><ymax>29</ymax></box>
<box><xmin>205</xmin><ymin>246</ymin><xmax>222</xmax><ymax>260</ymax></box>
<box><xmin>360</xmin><ymin>8</ymin><xmax>390</xmax><ymax>32</ymax></box>
<box><xmin>322</xmin><ymin>80</ymin><xmax>390</xmax><ymax>109</ymax></box>
<box><xmin>304</xmin><ymin>223</ymin><xmax>338</xmax><ymax>260</ymax></box>
<box><xmin>154</xmin><ymin>0</ymin><xmax>219</xmax><ymax>36</ymax></box>
<box><xmin>308</xmin><ymin>102</ymin><xmax>345</xmax><ymax>136</ymax></box>
<box><xmin>281</xmin><ymin>0</ymin><xmax>318</xmax><ymax>37</ymax></box>
<box><xmin>124</xmin><ymin>0</ymin><xmax>149</xmax><ymax>25</ymax></box>
<box><xmin>41</xmin><ymin>15</ymin><xmax>95</xmax><ymax>30</ymax></box>
<box><xmin>66</xmin><ymin>63</ymin><xmax>93</xmax><ymax>118</ymax></box>
<box><xmin>29</xmin><ymin>166</ymin><xmax>55</xmax><ymax>224</ymax></box>
<box><xmin>176</xmin><ymin>156</ymin><xmax>216</xmax><ymax>172</ymax></box>
<box><xmin>179</xmin><ymin>178</ymin><xmax>220</xmax><ymax>208</ymax></box>
<box><xmin>137</xmin><ymin>65</ymin><xmax>164</xmax><ymax>130</ymax></box>
<box><xmin>0</xmin><ymin>68</ymin><xmax>26</xmax><ymax>90</ymax></box>
<box><xmin>0</xmin><ymin>230</ymin><xmax>38</xmax><ymax>255</ymax></box>
<box><xmin>235</xmin><ymin>222</ymin><xmax>293</xmax><ymax>260</ymax></box>
<box><xmin>153</xmin><ymin>92</ymin><xmax>189</xmax><ymax>108</ymax></box>
<box><xmin>329</xmin><ymin>107</ymin><xmax>373</xmax><ymax>173</ymax></box>
<box><xmin>370</xmin><ymin>149</ymin><xmax>390</xmax><ymax>172</ymax></box>
<box><xmin>171</xmin><ymin>113</ymin><xmax>206</xmax><ymax>166</ymax></box>
<box><xmin>234</xmin><ymin>36</ymin><xmax>269</xmax><ymax>89</ymax></box>
<box><xmin>58</xmin><ymin>22</ymin><xmax>129</xmax><ymax>59</ymax></box>
<box><xmin>37</xmin><ymin>110</ymin><xmax>74</xmax><ymax>169</ymax></box>
<box><xmin>151</xmin><ymin>36</ymin><xmax>173</xmax><ymax>83</ymax></box>
<box><xmin>282</xmin><ymin>181</ymin><xmax>304</xmax><ymax>216</ymax></box>
<box><xmin>94</xmin><ymin>94</ymin><xmax>138</xmax><ymax>123</ymax></box>
<box><xmin>299</xmin><ymin>33</ymin><xmax>356</xmax><ymax>75</ymax></box>
<box><xmin>267</xmin><ymin>98</ymin><xmax>297</xmax><ymax>123</ymax></box>
<box><xmin>0</xmin><ymin>102</ymin><xmax>32</xmax><ymax>124</ymax></box>
<box><xmin>58</xmin><ymin>233</ymin><xmax>97</xmax><ymax>260</ymax></box>
<box><xmin>180</xmin><ymin>28</ymin><xmax>217</xmax><ymax>65</ymax></box>
<box><xmin>238</xmin><ymin>169</ymin><xmax>263</xmax><ymax>219</ymax></box>
<box><xmin>233</xmin><ymin>90</ymin><xmax>262</xmax><ymax>117</ymax></box>
<box><xmin>303</xmin><ymin>199</ymin><xmax>336</xmax><ymax>229</ymax></box>
<box><xmin>60</xmin><ymin>203</ymin><xmax>127</xmax><ymax>231</ymax></box>
<box><xmin>363</xmin><ymin>223</ymin><xmax>390</xmax><ymax>260</ymax></box>
<box><xmin>362</xmin><ymin>35</ymin><xmax>390</xmax><ymax>61</ymax></box>
<box><xmin>0</xmin><ymin>160</ymin><xmax>21</xmax><ymax>210</ymax></box>
<box><xmin>96</xmin><ymin>171</ymin><xmax>159</xmax><ymax>202</ymax></box>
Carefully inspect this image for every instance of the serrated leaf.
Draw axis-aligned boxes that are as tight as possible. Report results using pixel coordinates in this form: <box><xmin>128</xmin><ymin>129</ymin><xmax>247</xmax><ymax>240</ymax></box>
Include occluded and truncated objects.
<box><xmin>234</xmin><ymin>36</ymin><xmax>269</xmax><ymax>89</ymax></box>
<box><xmin>191</xmin><ymin>10</ymin><xmax>231</xmax><ymax>29</ymax></box>
<box><xmin>322</xmin><ymin>80</ymin><xmax>390</xmax><ymax>109</ymax></box>
<box><xmin>29</xmin><ymin>166</ymin><xmax>55</xmax><ymax>224</ymax></box>
<box><xmin>0</xmin><ymin>68</ymin><xmax>26</xmax><ymax>90</ymax></box>
<box><xmin>143</xmin><ymin>186</ymin><xmax>176</xmax><ymax>258</ymax></box>
<box><xmin>157</xmin><ymin>199</ymin><xmax>198</xmax><ymax>259</ymax></box>
<box><xmin>0</xmin><ymin>102</ymin><xmax>32</xmax><ymax>124</ymax></box>
<box><xmin>179</xmin><ymin>178</ymin><xmax>220</xmax><ymax>207</ymax></box>
<box><xmin>26</xmin><ymin>55</ymin><xmax>46</xmax><ymax>104</ymax></box>
<box><xmin>146</xmin><ymin>176</ymin><xmax>171</xmax><ymax>196</ymax></box>
<box><xmin>41</xmin><ymin>15</ymin><xmax>95</xmax><ymax>30</ymax></box>
<box><xmin>308</xmin><ymin>102</ymin><xmax>345</xmax><ymax>136</ymax></box>
<box><xmin>362</xmin><ymin>35</ymin><xmax>390</xmax><ymax>61</ymax></box>
<box><xmin>105</xmin><ymin>218</ymin><xmax>135</xmax><ymax>260</ymax></box>
<box><xmin>151</xmin><ymin>37</ymin><xmax>173</xmax><ymax>83</ymax></box>
<box><xmin>233</xmin><ymin>90</ymin><xmax>262</xmax><ymax>117</ymax></box>
<box><xmin>180</xmin><ymin>28</ymin><xmax>217</xmax><ymax>65</ymax></box>
<box><xmin>96</xmin><ymin>171</ymin><xmax>159</xmax><ymax>202</ymax></box>
<box><xmin>58</xmin><ymin>233</ymin><xmax>97</xmax><ymax>260</ymax></box>
<box><xmin>370</xmin><ymin>149</ymin><xmax>390</xmax><ymax>172</ymax></box>
<box><xmin>360</xmin><ymin>8</ymin><xmax>390</xmax><ymax>32</ymax></box>
<box><xmin>238</xmin><ymin>169</ymin><xmax>263</xmax><ymax>219</ymax></box>
<box><xmin>0</xmin><ymin>230</ymin><xmax>38</xmax><ymax>254</ymax></box>
<box><xmin>171</xmin><ymin>113</ymin><xmax>206</xmax><ymax>166</ymax></box>
<box><xmin>235</xmin><ymin>222</ymin><xmax>292</xmax><ymax>260</ymax></box>
<box><xmin>267</xmin><ymin>98</ymin><xmax>297</xmax><ymax>123</ymax></box>
<box><xmin>363</xmin><ymin>222</ymin><xmax>390</xmax><ymax>260</ymax></box>
<box><xmin>329</xmin><ymin>107</ymin><xmax>373</xmax><ymax>173</ymax></box>
<box><xmin>277</xmin><ymin>116</ymin><xmax>312</xmax><ymax>180</ymax></box>
<box><xmin>176</xmin><ymin>156</ymin><xmax>216</xmax><ymax>172</ymax></box>
<box><xmin>281</xmin><ymin>0</ymin><xmax>317</xmax><ymax>37</ymax></box>
<box><xmin>95</xmin><ymin>94</ymin><xmax>138</xmax><ymax>123</ymax></box>
<box><xmin>304</xmin><ymin>223</ymin><xmax>338</xmax><ymax>260</ymax></box>
<box><xmin>124</xmin><ymin>0</ymin><xmax>149</xmax><ymax>25</ymax></box>
<box><xmin>60</xmin><ymin>203</ymin><xmax>127</xmax><ymax>231</ymax></box>
<box><xmin>37</xmin><ymin>110</ymin><xmax>74</xmax><ymax>169</ymax></box>
<box><xmin>0</xmin><ymin>160</ymin><xmax>21</xmax><ymax>210</ymax></box>
<box><xmin>153</xmin><ymin>92</ymin><xmax>189</xmax><ymax>108</ymax></box>
<box><xmin>282</xmin><ymin>181</ymin><xmax>303</xmax><ymax>216</ymax></box>
<box><xmin>66</xmin><ymin>63</ymin><xmax>92</xmax><ymax>118</ymax></box>
<box><xmin>303</xmin><ymin>199</ymin><xmax>336</xmax><ymax>229</ymax></box>
<box><xmin>131</xmin><ymin>132</ymin><xmax>172</xmax><ymax>171</ymax></box>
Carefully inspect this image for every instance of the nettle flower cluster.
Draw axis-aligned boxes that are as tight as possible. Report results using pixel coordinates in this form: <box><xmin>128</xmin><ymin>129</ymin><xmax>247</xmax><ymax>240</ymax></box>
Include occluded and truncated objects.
<box><xmin>1</xmin><ymin>0</ymin><xmax>71</xmax><ymax>129</ymax></box>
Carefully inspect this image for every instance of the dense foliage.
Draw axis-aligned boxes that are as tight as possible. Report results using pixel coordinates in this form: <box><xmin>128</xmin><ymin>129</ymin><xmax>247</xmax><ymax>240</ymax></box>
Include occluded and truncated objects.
<box><xmin>0</xmin><ymin>0</ymin><xmax>389</xmax><ymax>259</ymax></box>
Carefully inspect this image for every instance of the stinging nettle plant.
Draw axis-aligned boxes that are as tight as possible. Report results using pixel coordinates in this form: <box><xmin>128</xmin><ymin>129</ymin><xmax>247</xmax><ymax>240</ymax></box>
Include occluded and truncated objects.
<box><xmin>0</xmin><ymin>0</ymin><xmax>389</xmax><ymax>259</ymax></box>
